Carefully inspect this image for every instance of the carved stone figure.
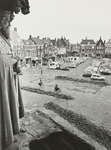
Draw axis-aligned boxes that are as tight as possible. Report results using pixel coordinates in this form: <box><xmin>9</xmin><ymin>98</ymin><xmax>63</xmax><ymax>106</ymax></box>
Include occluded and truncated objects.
<box><xmin>0</xmin><ymin>1</ymin><xmax>30</xmax><ymax>149</ymax></box>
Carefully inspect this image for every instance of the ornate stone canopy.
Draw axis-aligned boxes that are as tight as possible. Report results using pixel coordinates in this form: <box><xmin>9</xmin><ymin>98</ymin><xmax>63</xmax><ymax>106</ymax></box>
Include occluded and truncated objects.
<box><xmin>0</xmin><ymin>0</ymin><xmax>30</xmax><ymax>15</ymax></box>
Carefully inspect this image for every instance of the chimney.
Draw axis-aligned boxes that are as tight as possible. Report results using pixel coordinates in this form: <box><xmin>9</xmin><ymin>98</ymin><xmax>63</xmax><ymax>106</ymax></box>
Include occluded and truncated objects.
<box><xmin>29</xmin><ymin>35</ymin><xmax>32</xmax><ymax>39</ymax></box>
<box><xmin>109</xmin><ymin>39</ymin><xmax>110</xmax><ymax>41</ymax></box>
<box><xmin>37</xmin><ymin>36</ymin><xmax>39</xmax><ymax>38</ymax></box>
<box><xmin>14</xmin><ymin>27</ymin><xmax>17</xmax><ymax>32</ymax></box>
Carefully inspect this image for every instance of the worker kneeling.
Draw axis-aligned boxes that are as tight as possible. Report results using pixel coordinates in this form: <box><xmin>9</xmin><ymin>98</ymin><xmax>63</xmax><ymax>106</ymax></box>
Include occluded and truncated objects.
<box><xmin>54</xmin><ymin>84</ymin><xmax>61</xmax><ymax>93</ymax></box>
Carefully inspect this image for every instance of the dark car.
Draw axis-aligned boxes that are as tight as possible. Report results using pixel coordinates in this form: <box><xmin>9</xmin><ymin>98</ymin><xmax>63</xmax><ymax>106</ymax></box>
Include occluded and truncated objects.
<box><xmin>42</xmin><ymin>61</ymin><xmax>48</xmax><ymax>66</ymax></box>
<box><xmin>83</xmin><ymin>70</ymin><xmax>93</xmax><ymax>77</ymax></box>
<box><xmin>100</xmin><ymin>68</ymin><xmax>111</xmax><ymax>75</ymax></box>
<box><xmin>61</xmin><ymin>66</ymin><xmax>69</xmax><ymax>71</ymax></box>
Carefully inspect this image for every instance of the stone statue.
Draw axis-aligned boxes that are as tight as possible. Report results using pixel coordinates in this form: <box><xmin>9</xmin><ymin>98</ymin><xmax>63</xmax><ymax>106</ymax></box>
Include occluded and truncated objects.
<box><xmin>0</xmin><ymin>1</ymin><xmax>30</xmax><ymax>149</ymax></box>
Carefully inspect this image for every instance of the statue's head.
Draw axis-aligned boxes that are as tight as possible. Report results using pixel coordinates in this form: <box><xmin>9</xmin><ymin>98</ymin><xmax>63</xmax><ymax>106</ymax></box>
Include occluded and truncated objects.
<box><xmin>0</xmin><ymin>0</ymin><xmax>30</xmax><ymax>39</ymax></box>
<box><xmin>0</xmin><ymin>10</ymin><xmax>15</xmax><ymax>39</ymax></box>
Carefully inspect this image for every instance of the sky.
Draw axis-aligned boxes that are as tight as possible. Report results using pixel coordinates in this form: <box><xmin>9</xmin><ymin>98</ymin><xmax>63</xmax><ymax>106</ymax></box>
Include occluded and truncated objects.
<box><xmin>11</xmin><ymin>0</ymin><xmax>111</xmax><ymax>44</ymax></box>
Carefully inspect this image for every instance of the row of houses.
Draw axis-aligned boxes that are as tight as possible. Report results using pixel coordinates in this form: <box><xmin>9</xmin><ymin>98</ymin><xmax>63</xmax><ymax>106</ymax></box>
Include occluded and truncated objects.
<box><xmin>11</xmin><ymin>28</ymin><xmax>71</xmax><ymax>62</ymax></box>
<box><xmin>71</xmin><ymin>37</ymin><xmax>111</xmax><ymax>58</ymax></box>
<box><xmin>11</xmin><ymin>28</ymin><xmax>111</xmax><ymax>63</ymax></box>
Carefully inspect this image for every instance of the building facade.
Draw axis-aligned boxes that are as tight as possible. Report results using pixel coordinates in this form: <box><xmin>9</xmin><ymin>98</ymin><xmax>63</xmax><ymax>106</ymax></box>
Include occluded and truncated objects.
<box><xmin>22</xmin><ymin>38</ymin><xmax>37</xmax><ymax>63</ymax></box>
<box><xmin>71</xmin><ymin>43</ymin><xmax>80</xmax><ymax>56</ymax></box>
<box><xmin>80</xmin><ymin>37</ymin><xmax>96</xmax><ymax>57</ymax></box>
<box><xmin>29</xmin><ymin>36</ymin><xmax>44</xmax><ymax>59</ymax></box>
<box><xmin>105</xmin><ymin>39</ymin><xmax>111</xmax><ymax>57</ymax></box>
<box><xmin>11</xmin><ymin>28</ymin><xmax>25</xmax><ymax>60</ymax></box>
<box><xmin>95</xmin><ymin>37</ymin><xmax>105</xmax><ymax>58</ymax></box>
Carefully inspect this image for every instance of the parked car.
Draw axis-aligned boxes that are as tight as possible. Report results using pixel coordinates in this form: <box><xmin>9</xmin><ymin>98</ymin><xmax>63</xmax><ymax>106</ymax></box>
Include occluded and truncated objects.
<box><xmin>66</xmin><ymin>56</ymin><xmax>79</xmax><ymax>62</ymax></box>
<box><xmin>67</xmin><ymin>62</ymin><xmax>76</xmax><ymax>68</ymax></box>
<box><xmin>91</xmin><ymin>74</ymin><xmax>105</xmax><ymax>80</ymax></box>
<box><xmin>83</xmin><ymin>70</ymin><xmax>93</xmax><ymax>77</ymax></box>
<box><xmin>100</xmin><ymin>68</ymin><xmax>111</xmax><ymax>75</ymax></box>
<box><xmin>42</xmin><ymin>61</ymin><xmax>48</xmax><ymax>66</ymax></box>
<box><xmin>60</xmin><ymin>66</ymin><xmax>69</xmax><ymax>71</ymax></box>
<box><xmin>49</xmin><ymin>62</ymin><xmax>60</xmax><ymax>69</ymax></box>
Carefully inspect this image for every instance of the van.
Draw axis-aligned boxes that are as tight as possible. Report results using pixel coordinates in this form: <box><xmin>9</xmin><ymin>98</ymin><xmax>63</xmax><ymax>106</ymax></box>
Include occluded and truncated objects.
<box><xmin>67</xmin><ymin>57</ymin><xmax>79</xmax><ymax>62</ymax></box>
<box><xmin>49</xmin><ymin>62</ymin><xmax>60</xmax><ymax>69</ymax></box>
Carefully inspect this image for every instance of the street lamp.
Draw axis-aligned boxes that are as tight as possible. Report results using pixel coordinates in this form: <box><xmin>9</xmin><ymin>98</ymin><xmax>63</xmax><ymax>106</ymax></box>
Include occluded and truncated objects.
<box><xmin>40</xmin><ymin>46</ymin><xmax>42</xmax><ymax>66</ymax></box>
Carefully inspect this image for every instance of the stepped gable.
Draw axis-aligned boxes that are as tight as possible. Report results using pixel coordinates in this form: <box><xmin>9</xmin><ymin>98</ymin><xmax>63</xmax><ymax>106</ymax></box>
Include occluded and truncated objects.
<box><xmin>96</xmin><ymin>37</ymin><xmax>105</xmax><ymax>46</ymax></box>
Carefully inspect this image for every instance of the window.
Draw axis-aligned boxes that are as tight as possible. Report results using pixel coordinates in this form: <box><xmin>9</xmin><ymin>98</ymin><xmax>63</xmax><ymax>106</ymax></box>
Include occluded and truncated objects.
<box><xmin>81</xmin><ymin>45</ymin><xmax>85</xmax><ymax>49</ymax></box>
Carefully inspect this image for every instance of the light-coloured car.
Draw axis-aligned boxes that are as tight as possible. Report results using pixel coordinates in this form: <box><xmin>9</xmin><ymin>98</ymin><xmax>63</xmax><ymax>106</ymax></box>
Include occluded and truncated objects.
<box><xmin>91</xmin><ymin>74</ymin><xmax>105</xmax><ymax>80</ymax></box>
<box><xmin>49</xmin><ymin>62</ymin><xmax>60</xmax><ymax>69</ymax></box>
<box><xmin>67</xmin><ymin>62</ymin><xmax>76</xmax><ymax>68</ymax></box>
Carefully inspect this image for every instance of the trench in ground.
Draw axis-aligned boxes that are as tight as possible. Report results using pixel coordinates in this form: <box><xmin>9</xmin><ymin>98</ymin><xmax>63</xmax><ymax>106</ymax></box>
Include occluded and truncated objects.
<box><xmin>29</xmin><ymin>130</ymin><xmax>95</xmax><ymax>150</ymax></box>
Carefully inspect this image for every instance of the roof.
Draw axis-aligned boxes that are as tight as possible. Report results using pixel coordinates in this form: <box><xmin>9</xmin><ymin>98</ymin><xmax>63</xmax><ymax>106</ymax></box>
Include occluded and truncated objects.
<box><xmin>56</xmin><ymin>37</ymin><xmax>70</xmax><ymax>47</ymax></box>
<box><xmin>22</xmin><ymin>39</ymin><xmax>35</xmax><ymax>45</ymax></box>
<box><xmin>11</xmin><ymin>29</ymin><xmax>24</xmax><ymax>45</ymax></box>
<box><xmin>80</xmin><ymin>39</ymin><xmax>95</xmax><ymax>44</ymax></box>
<box><xmin>96</xmin><ymin>37</ymin><xmax>105</xmax><ymax>46</ymax></box>
<box><xmin>30</xmin><ymin>37</ymin><xmax>44</xmax><ymax>45</ymax></box>
<box><xmin>50</xmin><ymin>39</ymin><xmax>57</xmax><ymax>46</ymax></box>
<box><xmin>42</xmin><ymin>38</ymin><xmax>53</xmax><ymax>47</ymax></box>
<box><xmin>106</xmin><ymin>39</ymin><xmax>111</xmax><ymax>45</ymax></box>
<box><xmin>61</xmin><ymin>38</ymin><xmax>67</xmax><ymax>46</ymax></box>
<box><xmin>56</xmin><ymin>39</ymin><xmax>63</xmax><ymax>47</ymax></box>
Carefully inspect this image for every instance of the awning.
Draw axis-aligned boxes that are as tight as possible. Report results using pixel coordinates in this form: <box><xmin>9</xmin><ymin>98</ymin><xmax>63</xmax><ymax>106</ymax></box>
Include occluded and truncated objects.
<box><xmin>31</xmin><ymin>57</ymin><xmax>38</xmax><ymax>61</ymax></box>
<box><xmin>25</xmin><ymin>56</ymin><xmax>31</xmax><ymax>59</ymax></box>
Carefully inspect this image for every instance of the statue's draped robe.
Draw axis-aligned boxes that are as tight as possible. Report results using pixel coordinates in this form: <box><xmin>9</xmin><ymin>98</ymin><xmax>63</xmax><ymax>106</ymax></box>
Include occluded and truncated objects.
<box><xmin>0</xmin><ymin>33</ymin><xmax>25</xmax><ymax>149</ymax></box>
